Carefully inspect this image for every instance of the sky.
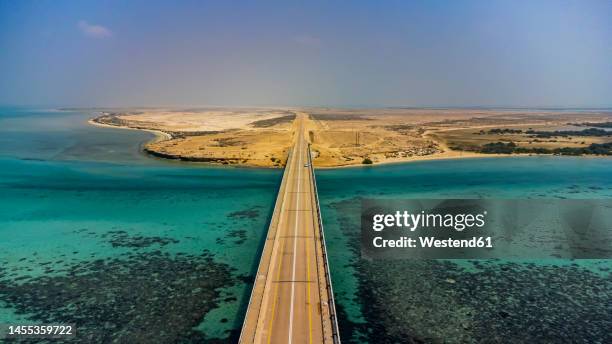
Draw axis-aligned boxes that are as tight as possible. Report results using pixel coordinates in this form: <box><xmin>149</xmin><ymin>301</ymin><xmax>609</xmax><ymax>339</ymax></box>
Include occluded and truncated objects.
<box><xmin>0</xmin><ymin>0</ymin><xmax>610</xmax><ymax>108</ymax></box>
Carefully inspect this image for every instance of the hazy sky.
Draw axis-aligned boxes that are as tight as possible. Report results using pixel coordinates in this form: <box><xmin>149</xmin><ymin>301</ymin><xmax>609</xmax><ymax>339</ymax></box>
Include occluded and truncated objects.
<box><xmin>1</xmin><ymin>0</ymin><xmax>610</xmax><ymax>107</ymax></box>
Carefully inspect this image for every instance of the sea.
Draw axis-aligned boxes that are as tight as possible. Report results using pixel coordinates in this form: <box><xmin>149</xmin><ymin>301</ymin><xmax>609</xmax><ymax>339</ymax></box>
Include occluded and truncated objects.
<box><xmin>0</xmin><ymin>107</ymin><xmax>610</xmax><ymax>343</ymax></box>
<box><xmin>317</xmin><ymin>154</ymin><xmax>612</xmax><ymax>342</ymax></box>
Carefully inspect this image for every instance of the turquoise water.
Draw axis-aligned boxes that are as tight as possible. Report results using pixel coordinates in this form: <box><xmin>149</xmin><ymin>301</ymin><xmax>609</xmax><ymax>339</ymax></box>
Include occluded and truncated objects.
<box><xmin>0</xmin><ymin>107</ymin><xmax>156</xmax><ymax>164</ymax></box>
<box><xmin>0</xmin><ymin>108</ymin><xmax>281</xmax><ymax>342</ymax></box>
<box><xmin>317</xmin><ymin>158</ymin><xmax>612</xmax><ymax>342</ymax></box>
<box><xmin>1</xmin><ymin>107</ymin><xmax>611</xmax><ymax>342</ymax></box>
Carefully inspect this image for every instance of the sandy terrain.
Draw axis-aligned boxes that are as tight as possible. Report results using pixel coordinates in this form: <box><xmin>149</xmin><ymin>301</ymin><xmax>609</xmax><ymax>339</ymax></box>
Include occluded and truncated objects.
<box><xmin>92</xmin><ymin>108</ymin><xmax>296</xmax><ymax>167</ymax></box>
<box><xmin>104</xmin><ymin>109</ymin><xmax>291</xmax><ymax>132</ymax></box>
<box><xmin>90</xmin><ymin>107</ymin><xmax>612</xmax><ymax>168</ymax></box>
<box><xmin>306</xmin><ymin>108</ymin><xmax>612</xmax><ymax>167</ymax></box>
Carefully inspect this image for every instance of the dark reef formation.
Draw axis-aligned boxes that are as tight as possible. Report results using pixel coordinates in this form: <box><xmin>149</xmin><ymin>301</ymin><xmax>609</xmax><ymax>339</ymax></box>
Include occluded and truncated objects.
<box><xmin>329</xmin><ymin>198</ymin><xmax>612</xmax><ymax>344</ymax></box>
<box><xmin>0</xmin><ymin>232</ymin><xmax>240</xmax><ymax>343</ymax></box>
<box><xmin>227</xmin><ymin>207</ymin><xmax>260</xmax><ymax>219</ymax></box>
<box><xmin>102</xmin><ymin>230</ymin><xmax>179</xmax><ymax>248</ymax></box>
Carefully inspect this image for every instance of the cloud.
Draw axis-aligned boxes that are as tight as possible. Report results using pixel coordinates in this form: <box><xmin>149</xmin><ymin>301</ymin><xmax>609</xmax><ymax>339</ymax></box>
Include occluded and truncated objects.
<box><xmin>78</xmin><ymin>20</ymin><xmax>112</xmax><ymax>38</ymax></box>
<box><xmin>293</xmin><ymin>34</ymin><xmax>321</xmax><ymax>48</ymax></box>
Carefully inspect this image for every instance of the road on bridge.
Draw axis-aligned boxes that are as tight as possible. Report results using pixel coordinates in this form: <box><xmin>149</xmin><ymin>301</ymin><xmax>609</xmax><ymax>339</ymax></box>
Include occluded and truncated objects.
<box><xmin>239</xmin><ymin>114</ymin><xmax>338</xmax><ymax>344</ymax></box>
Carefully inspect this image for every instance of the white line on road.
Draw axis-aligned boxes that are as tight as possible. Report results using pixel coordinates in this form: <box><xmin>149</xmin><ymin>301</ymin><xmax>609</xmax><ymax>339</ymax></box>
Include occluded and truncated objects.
<box><xmin>288</xmin><ymin>131</ymin><xmax>302</xmax><ymax>344</ymax></box>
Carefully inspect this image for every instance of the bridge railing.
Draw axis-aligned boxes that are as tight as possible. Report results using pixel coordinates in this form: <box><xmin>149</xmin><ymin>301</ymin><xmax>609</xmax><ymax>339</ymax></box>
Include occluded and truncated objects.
<box><xmin>307</xmin><ymin>144</ymin><xmax>341</xmax><ymax>344</ymax></box>
<box><xmin>238</xmin><ymin>148</ymin><xmax>293</xmax><ymax>343</ymax></box>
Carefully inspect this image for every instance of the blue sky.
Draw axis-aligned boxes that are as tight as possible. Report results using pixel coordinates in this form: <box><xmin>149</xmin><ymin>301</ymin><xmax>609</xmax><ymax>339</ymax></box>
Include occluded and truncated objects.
<box><xmin>0</xmin><ymin>0</ymin><xmax>610</xmax><ymax>107</ymax></box>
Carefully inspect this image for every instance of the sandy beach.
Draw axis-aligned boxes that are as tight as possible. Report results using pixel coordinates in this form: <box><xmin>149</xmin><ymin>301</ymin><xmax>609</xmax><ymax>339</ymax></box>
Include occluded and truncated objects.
<box><xmin>88</xmin><ymin>118</ymin><xmax>172</xmax><ymax>142</ymax></box>
<box><xmin>88</xmin><ymin>108</ymin><xmax>612</xmax><ymax>168</ymax></box>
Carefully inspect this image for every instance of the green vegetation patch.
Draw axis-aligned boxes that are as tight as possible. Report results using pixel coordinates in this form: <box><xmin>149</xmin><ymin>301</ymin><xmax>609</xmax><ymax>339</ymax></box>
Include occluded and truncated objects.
<box><xmin>458</xmin><ymin>141</ymin><xmax>612</xmax><ymax>156</ymax></box>
<box><xmin>250</xmin><ymin>114</ymin><xmax>296</xmax><ymax>128</ymax></box>
<box><xmin>571</xmin><ymin>121</ymin><xmax>612</xmax><ymax>128</ymax></box>
<box><xmin>526</xmin><ymin>128</ymin><xmax>611</xmax><ymax>138</ymax></box>
<box><xmin>310</xmin><ymin>113</ymin><xmax>372</xmax><ymax>121</ymax></box>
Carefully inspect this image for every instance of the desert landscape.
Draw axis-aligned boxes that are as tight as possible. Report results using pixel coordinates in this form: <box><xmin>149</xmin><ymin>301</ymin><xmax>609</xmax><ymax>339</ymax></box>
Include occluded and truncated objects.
<box><xmin>90</xmin><ymin>108</ymin><xmax>612</xmax><ymax>168</ymax></box>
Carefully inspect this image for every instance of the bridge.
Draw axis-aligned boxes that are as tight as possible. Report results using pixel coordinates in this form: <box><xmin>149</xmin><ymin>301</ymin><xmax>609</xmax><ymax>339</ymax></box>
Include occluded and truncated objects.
<box><xmin>239</xmin><ymin>114</ymin><xmax>340</xmax><ymax>344</ymax></box>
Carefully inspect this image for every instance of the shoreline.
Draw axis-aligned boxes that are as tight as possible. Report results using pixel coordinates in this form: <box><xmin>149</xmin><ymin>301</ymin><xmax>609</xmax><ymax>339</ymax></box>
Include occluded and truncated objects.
<box><xmin>314</xmin><ymin>151</ymin><xmax>515</xmax><ymax>169</ymax></box>
<box><xmin>88</xmin><ymin>118</ymin><xmax>172</xmax><ymax>143</ymax></box>
<box><xmin>86</xmin><ymin>118</ymin><xmax>493</xmax><ymax>168</ymax></box>
<box><xmin>87</xmin><ymin>118</ymin><xmax>611</xmax><ymax>170</ymax></box>
<box><xmin>88</xmin><ymin>118</ymin><xmax>284</xmax><ymax>169</ymax></box>
<box><xmin>315</xmin><ymin>152</ymin><xmax>612</xmax><ymax>170</ymax></box>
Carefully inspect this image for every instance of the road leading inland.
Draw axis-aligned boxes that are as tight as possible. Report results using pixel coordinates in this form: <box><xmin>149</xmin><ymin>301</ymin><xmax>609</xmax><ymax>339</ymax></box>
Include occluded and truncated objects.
<box><xmin>239</xmin><ymin>114</ymin><xmax>338</xmax><ymax>344</ymax></box>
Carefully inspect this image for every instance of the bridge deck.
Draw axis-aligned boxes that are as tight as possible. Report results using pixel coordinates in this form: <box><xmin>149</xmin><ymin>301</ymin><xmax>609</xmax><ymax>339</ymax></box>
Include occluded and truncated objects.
<box><xmin>239</xmin><ymin>115</ymin><xmax>339</xmax><ymax>344</ymax></box>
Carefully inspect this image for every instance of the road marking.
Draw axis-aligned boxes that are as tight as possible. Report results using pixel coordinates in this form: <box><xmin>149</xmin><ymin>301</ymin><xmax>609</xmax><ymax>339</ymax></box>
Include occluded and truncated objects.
<box><xmin>266</xmin><ymin>149</ymin><xmax>294</xmax><ymax>344</ymax></box>
<box><xmin>306</xmin><ymin>182</ymin><xmax>313</xmax><ymax>344</ymax></box>
<box><xmin>288</xmin><ymin>132</ymin><xmax>302</xmax><ymax>344</ymax></box>
<box><xmin>266</xmin><ymin>240</ymin><xmax>284</xmax><ymax>344</ymax></box>
<box><xmin>272</xmin><ymin>280</ymin><xmax>315</xmax><ymax>283</ymax></box>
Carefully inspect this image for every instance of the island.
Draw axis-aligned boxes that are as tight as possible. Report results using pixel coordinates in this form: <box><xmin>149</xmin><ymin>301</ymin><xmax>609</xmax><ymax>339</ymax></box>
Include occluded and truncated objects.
<box><xmin>88</xmin><ymin>107</ymin><xmax>612</xmax><ymax>168</ymax></box>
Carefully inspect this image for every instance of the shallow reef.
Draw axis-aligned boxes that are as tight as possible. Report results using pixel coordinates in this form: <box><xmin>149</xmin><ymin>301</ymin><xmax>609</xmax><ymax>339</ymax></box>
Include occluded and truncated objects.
<box><xmin>0</xmin><ymin>249</ymin><xmax>237</xmax><ymax>343</ymax></box>
<box><xmin>330</xmin><ymin>198</ymin><xmax>612</xmax><ymax>344</ymax></box>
